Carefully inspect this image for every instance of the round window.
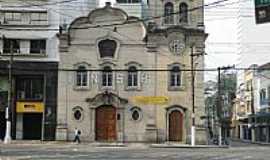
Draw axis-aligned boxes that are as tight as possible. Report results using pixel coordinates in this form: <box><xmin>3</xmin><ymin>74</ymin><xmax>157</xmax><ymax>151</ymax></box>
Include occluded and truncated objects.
<box><xmin>74</xmin><ymin>110</ymin><xmax>82</xmax><ymax>120</ymax></box>
<box><xmin>72</xmin><ymin>106</ymin><xmax>84</xmax><ymax>121</ymax></box>
<box><xmin>132</xmin><ymin>110</ymin><xmax>140</xmax><ymax>121</ymax></box>
<box><xmin>169</xmin><ymin>40</ymin><xmax>185</xmax><ymax>55</ymax></box>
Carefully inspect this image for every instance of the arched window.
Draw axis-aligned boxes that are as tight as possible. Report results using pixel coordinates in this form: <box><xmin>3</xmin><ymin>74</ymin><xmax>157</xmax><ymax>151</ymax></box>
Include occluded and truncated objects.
<box><xmin>170</xmin><ymin>66</ymin><xmax>181</xmax><ymax>87</ymax></box>
<box><xmin>102</xmin><ymin>66</ymin><xmax>113</xmax><ymax>87</ymax></box>
<box><xmin>98</xmin><ymin>39</ymin><xmax>117</xmax><ymax>58</ymax></box>
<box><xmin>76</xmin><ymin>66</ymin><xmax>88</xmax><ymax>87</ymax></box>
<box><xmin>164</xmin><ymin>2</ymin><xmax>174</xmax><ymax>24</ymax></box>
<box><xmin>179</xmin><ymin>3</ymin><xmax>188</xmax><ymax>23</ymax></box>
<box><xmin>128</xmin><ymin>66</ymin><xmax>138</xmax><ymax>87</ymax></box>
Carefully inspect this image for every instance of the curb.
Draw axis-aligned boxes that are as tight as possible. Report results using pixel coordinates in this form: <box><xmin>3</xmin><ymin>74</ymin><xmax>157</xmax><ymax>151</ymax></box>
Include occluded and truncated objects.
<box><xmin>92</xmin><ymin>143</ymin><xmax>127</xmax><ymax>147</ymax></box>
<box><xmin>233</xmin><ymin>139</ymin><xmax>270</xmax><ymax>146</ymax></box>
<box><xmin>150</xmin><ymin>144</ymin><xmax>229</xmax><ymax>149</ymax></box>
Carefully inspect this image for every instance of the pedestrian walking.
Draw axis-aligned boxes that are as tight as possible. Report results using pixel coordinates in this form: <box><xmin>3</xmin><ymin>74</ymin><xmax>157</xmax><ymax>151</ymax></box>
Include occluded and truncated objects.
<box><xmin>73</xmin><ymin>128</ymin><xmax>81</xmax><ymax>144</ymax></box>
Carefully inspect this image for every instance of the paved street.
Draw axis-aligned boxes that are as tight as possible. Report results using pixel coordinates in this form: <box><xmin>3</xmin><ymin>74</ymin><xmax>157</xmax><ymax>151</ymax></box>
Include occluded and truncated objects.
<box><xmin>0</xmin><ymin>141</ymin><xmax>270</xmax><ymax>160</ymax></box>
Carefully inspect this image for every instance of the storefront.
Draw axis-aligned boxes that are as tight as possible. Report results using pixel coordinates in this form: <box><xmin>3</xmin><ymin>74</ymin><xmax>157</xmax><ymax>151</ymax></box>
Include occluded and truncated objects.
<box><xmin>0</xmin><ymin>61</ymin><xmax>58</xmax><ymax>140</ymax></box>
<box><xmin>253</xmin><ymin>113</ymin><xmax>270</xmax><ymax>143</ymax></box>
<box><xmin>16</xmin><ymin>101</ymin><xmax>44</xmax><ymax>140</ymax></box>
<box><xmin>238</xmin><ymin>118</ymin><xmax>252</xmax><ymax>140</ymax></box>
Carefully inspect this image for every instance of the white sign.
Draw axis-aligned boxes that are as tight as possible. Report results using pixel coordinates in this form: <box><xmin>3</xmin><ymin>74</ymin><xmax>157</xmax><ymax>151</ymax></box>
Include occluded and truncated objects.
<box><xmin>91</xmin><ymin>73</ymin><xmax>99</xmax><ymax>84</ymax></box>
<box><xmin>116</xmin><ymin>73</ymin><xmax>124</xmax><ymax>84</ymax></box>
<box><xmin>141</xmin><ymin>73</ymin><xmax>151</xmax><ymax>84</ymax></box>
<box><xmin>89</xmin><ymin>72</ymin><xmax>151</xmax><ymax>84</ymax></box>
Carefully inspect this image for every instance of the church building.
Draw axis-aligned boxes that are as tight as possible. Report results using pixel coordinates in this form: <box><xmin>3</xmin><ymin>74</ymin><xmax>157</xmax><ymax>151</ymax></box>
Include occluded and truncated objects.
<box><xmin>56</xmin><ymin>0</ymin><xmax>207</xmax><ymax>144</ymax></box>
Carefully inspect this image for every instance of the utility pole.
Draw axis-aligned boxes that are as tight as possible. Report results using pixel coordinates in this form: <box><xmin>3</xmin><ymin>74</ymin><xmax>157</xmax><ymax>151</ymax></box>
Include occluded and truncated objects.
<box><xmin>217</xmin><ymin>67</ymin><xmax>222</xmax><ymax>146</ymax></box>
<box><xmin>217</xmin><ymin>65</ymin><xmax>235</xmax><ymax>146</ymax></box>
<box><xmin>190</xmin><ymin>45</ymin><xmax>204</xmax><ymax>146</ymax></box>
<box><xmin>4</xmin><ymin>35</ymin><xmax>13</xmax><ymax>144</ymax></box>
<box><xmin>250</xmin><ymin>80</ymin><xmax>256</xmax><ymax>142</ymax></box>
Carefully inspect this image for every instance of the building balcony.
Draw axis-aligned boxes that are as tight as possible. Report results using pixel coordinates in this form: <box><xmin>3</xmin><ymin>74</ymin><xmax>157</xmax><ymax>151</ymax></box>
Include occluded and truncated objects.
<box><xmin>0</xmin><ymin>52</ymin><xmax>47</xmax><ymax>58</ymax></box>
<box><xmin>0</xmin><ymin>9</ymin><xmax>49</xmax><ymax>27</ymax></box>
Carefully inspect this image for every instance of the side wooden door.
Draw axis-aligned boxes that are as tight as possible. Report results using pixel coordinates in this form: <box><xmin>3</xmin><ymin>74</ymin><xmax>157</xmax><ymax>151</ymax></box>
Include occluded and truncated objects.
<box><xmin>169</xmin><ymin>110</ymin><xmax>183</xmax><ymax>141</ymax></box>
<box><xmin>96</xmin><ymin>107</ymin><xmax>107</xmax><ymax>141</ymax></box>
<box><xmin>106</xmin><ymin>107</ymin><xmax>116</xmax><ymax>141</ymax></box>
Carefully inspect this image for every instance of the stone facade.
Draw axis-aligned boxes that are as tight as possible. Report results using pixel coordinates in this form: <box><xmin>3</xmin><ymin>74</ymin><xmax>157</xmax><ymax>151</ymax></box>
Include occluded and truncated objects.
<box><xmin>56</xmin><ymin>2</ymin><xmax>207</xmax><ymax>144</ymax></box>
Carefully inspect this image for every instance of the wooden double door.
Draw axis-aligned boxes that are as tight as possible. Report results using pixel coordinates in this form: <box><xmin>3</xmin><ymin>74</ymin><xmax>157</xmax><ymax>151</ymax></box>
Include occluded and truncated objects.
<box><xmin>169</xmin><ymin>110</ymin><xmax>183</xmax><ymax>141</ymax></box>
<box><xmin>95</xmin><ymin>106</ymin><xmax>117</xmax><ymax>141</ymax></box>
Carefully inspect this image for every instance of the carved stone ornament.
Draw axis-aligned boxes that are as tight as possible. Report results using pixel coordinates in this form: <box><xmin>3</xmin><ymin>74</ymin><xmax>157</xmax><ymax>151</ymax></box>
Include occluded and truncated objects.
<box><xmin>169</xmin><ymin>40</ymin><xmax>186</xmax><ymax>55</ymax></box>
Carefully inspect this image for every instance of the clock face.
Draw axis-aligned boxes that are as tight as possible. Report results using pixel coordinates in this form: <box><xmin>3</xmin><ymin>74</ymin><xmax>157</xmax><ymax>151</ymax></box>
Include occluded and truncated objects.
<box><xmin>169</xmin><ymin>40</ymin><xmax>185</xmax><ymax>55</ymax></box>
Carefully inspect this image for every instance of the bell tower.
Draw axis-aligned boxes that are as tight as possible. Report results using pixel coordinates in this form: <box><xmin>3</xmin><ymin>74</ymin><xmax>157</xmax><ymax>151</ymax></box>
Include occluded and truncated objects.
<box><xmin>146</xmin><ymin>0</ymin><xmax>204</xmax><ymax>29</ymax></box>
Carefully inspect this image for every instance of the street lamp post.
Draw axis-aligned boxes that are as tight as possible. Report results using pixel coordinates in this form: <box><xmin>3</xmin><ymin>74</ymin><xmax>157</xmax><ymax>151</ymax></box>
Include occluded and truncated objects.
<box><xmin>4</xmin><ymin>35</ymin><xmax>13</xmax><ymax>144</ymax></box>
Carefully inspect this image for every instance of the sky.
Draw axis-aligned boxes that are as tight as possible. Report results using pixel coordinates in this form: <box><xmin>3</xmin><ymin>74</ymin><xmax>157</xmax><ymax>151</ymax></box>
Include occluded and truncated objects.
<box><xmin>204</xmin><ymin>0</ymin><xmax>239</xmax><ymax>81</ymax></box>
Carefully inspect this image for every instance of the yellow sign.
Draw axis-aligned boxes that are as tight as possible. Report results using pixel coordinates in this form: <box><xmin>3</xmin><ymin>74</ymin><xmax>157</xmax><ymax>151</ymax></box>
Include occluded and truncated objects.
<box><xmin>132</xmin><ymin>96</ymin><xmax>169</xmax><ymax>105</ymax></box>
<box><xmin>16</xmin><ymin>102</ymin><xmax>44</xmax><ymax>113</ymax></box>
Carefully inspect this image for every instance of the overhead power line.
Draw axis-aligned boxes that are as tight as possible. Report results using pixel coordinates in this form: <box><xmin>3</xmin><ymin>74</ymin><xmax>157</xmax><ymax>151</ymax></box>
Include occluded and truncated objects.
<box><xmin>1</xmin><ymin>0</ymin><xmax>239</xmax><ymax>31</ymax></box>
<box><xmin>16</xmin><ymin>0</ymin><xmax>77</xmax><ymax>19</ymax></box>
<box><xmin>0</xmin><ymin>66</ymin><xmax>268</xmax><ymax>72</ymax></box>
<box><xmin>14</xmin><ymin>0</ymin><xmax>80</xmax><ymax>8</ymax></box>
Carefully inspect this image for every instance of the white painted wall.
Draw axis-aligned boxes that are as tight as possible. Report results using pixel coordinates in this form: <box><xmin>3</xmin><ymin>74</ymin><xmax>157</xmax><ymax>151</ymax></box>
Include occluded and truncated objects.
<box><xmin>257</xmin><ymin>69</ymin><xmax>270</xmax><ymax>110</ymax></box>
<box><xmin>0</xmin><ymin>0</ymin><xmax>98</xmax><ymax>62</ymax></box>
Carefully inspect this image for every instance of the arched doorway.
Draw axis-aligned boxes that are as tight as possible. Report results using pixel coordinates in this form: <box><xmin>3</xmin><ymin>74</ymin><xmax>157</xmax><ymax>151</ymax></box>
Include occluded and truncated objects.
<box><xmin>95</xmin><ymin>105</ymin><xmax>116</xmax><ymax>141</ymax></box>
<box><xmin>169</xmin><ymin>110</ymin><xmax>183</xmax><ymax>141</ymax></box>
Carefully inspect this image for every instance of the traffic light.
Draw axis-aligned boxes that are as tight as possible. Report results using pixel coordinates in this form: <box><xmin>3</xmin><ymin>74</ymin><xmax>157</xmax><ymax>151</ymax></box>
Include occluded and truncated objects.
<box><xmin>255</xmin><ymin>0</ymin><xmax>270</xmax><ymax>24</ymax></box>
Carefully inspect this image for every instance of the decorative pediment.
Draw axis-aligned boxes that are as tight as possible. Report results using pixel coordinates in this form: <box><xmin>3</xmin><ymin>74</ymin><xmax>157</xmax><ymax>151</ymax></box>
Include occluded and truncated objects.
<box><xmin>86</xmin><ymin>91</ymin><xmax>128</xmax><ymax>108</ymax></box>
<box><xmin>124</xmin><ymin>61</ymin><xmax>143</xmax><ymax>67</ymax></box>
<box><xmin>166</xmin><ymin>105</ymin><xmax>187</xmax><ymax>112</ymax></box>
<box><xmin>67</xmin><ymin>3</ymin><xmax>147</xmax><ymax>43</ymax></box>
<box><xmin>69</xmin><ymin>3</ymin><xmax>128</xmax><ymax>29</ymax></box>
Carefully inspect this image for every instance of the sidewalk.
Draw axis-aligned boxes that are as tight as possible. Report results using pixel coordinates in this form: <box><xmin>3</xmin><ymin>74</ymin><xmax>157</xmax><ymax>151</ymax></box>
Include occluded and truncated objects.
<box><xmin>232</xmin><ymin>138</ymin><xmax>270</xmax><ymax>146</ymax></box>
<box><xmin>0</xmin><ymin>140</ymin><xmax>139</xmax><ymax>147</ymax></box>
<box><xmin>0</xmin><ymin>140</ymin><xmax>66</xmax><ymax>146</ymax></box>
<box><xmin>0</xmin><ymin>140</ymin><xmax>229</xmax><ymax>148</ymax></box>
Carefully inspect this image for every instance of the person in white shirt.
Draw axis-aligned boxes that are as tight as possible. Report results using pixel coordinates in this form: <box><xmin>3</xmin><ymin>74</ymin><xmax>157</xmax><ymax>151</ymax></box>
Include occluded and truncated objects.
<box><xmin>73</xmin><ymin>128</ymin><xmax>81</xmax><ymax>144</ymax></box>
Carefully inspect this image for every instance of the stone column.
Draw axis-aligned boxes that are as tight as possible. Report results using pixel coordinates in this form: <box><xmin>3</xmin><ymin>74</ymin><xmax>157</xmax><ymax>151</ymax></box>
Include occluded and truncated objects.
<box><xmin>16</xmin><ymin>114</ymin><xmax>23</xmax><ymax>140</ymax></box>
<box><xmin>240</xmin><ymin>124</ymin><xmax>243</xmax><ymax>140</ymax></box>
<box><xmin>89</xmin><ymin>106</ymin><xmax>96</xmax><ymax>142</ymax></box>
<box><xmin>266</xmin><ymin>126</ymin><xmax>269</xmax><ymax>143</ymax></box>
<box><xmin>252</xmin><ymin>127</ymin><xmax>256</xmax><ymax>142</ymax></box>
